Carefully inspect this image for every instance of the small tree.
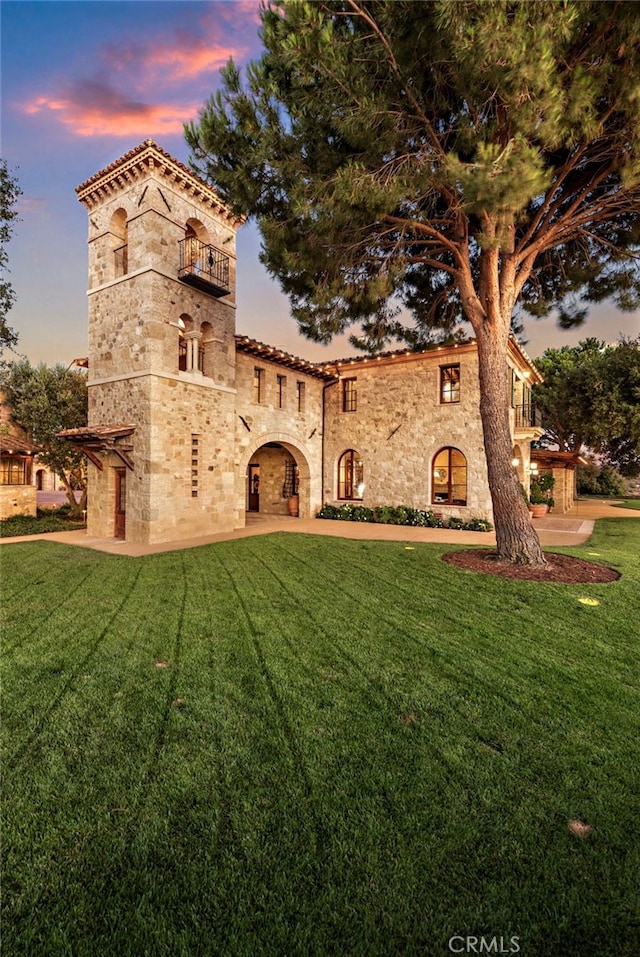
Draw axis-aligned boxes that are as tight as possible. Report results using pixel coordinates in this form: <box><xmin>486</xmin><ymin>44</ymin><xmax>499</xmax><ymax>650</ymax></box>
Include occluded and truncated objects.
<box><xmin>534</xmin><ymin>337</ymin><xmax>640</xmax><ymax>476</ymax></box>
<box><xmin>0</xmin><ymin>159</ymin><xmax>22</xmax><ymax>356</ymax></box>
<box><xmin>1</xmin><ymin>361</ymin><xmax>88</xmax><ymax>516</ymax></box>
<box><xmin>577</xmin><ymin>458</ymin><xmax>626</xmax><ymax>497</ymax></box>
<box><xmin>186</xmin><ymin>0</ymin><xmax>640</xmax><ymax>565</ymax></box>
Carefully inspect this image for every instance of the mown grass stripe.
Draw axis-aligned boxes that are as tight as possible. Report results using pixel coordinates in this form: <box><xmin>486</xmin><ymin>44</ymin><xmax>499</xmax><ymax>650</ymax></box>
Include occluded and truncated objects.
<box><xmin>1</xmin><ymin>520</ymin><xmax>639</xmax><ymax>957</ymax></box>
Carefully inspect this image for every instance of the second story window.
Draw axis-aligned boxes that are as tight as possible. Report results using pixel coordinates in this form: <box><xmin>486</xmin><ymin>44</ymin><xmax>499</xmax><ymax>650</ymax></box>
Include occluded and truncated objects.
<box><xmin>440</xmin><ymin>365</ymin><xmax>460</xmax><ymax>403</ymax></box>
<box><xmin>342</xmin><ymin>377</ymin><xmax>357</xmax><ymax>412</ymax></box>
<box><xmin>253</xmin><ymin>367</ymin><xmax>264</xmax><ymax>404</ymax></box>
<box><xmin>276</xmin><ymin>374</ymin><xmax>286</xmax><ymax>409</ymax></box>
<box><xmin>296</xmin><ymin>381</ymin><xmax>305</xmax><ymax>413</ymax></box>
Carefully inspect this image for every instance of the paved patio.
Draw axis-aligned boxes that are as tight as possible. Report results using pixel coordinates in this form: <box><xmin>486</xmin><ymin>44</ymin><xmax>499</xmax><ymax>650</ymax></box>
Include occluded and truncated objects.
<box><xmin>2</xmin><ymin>498</ymin><xmax>637</xmax><ymax>557</ymax></box>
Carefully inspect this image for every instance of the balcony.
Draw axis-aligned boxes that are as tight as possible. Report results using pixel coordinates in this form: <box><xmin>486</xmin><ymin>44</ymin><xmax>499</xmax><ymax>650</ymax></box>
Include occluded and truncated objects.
<box><xmin>516</xmin><ymin>404</ymin><xmax>540</xmax><ymax>428</ymax></box>
<box><xmin>178</xmin><ymin>238</ymin><xmax>230</xmax><ymax>297</ymax></box>
<box><xmin>514</xmin><ymin>403</ymin><xmax>545</xmax><ymax>439</ymax></box>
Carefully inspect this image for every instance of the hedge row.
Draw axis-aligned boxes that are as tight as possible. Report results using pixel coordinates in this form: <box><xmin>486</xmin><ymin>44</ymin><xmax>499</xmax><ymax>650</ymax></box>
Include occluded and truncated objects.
<box><xmin>316</xmin><ymin>503</ymin><xmax>493</xmax><ymax>532</ymax></box>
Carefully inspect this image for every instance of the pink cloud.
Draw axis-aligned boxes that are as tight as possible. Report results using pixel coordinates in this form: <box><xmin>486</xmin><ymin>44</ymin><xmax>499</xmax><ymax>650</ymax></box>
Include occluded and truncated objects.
<box><xmin>101</xmin><ymin>2</ymin><xmax>263</xmax><ymax>86</ymax></box>
<box><xmin>105</xmin><ymin>39</ymin><xmax>238</xmax><ymax>83</ymax></box>
<box><xmin>22</xmin><ymin>81</ymin><xmax>201</xmax><ymax>138</ymax></box>
<box><xmin>18</xmin><ymin>2</ymin><xmax>265</xmax><ymax>140</ymax></box>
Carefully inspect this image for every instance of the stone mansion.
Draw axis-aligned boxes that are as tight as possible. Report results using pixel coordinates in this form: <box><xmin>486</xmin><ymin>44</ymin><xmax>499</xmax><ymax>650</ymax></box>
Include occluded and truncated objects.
<box><xmin>60</xmin><ymin>140</ymin><xmax>552</xmax><ymax>545</ymax></box>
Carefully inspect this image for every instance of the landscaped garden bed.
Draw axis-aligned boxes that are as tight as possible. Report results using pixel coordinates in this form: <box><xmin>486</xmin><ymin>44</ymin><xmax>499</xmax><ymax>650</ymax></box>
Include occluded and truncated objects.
<box><xmin>0</xmin><ymin>505</ymin><xmax>85</xmax><ymax>538</ymax></box>
<box><xmin>318</xmin><ymin>501</ymin><xmax>493</xmax><ymax>532</ymax></box>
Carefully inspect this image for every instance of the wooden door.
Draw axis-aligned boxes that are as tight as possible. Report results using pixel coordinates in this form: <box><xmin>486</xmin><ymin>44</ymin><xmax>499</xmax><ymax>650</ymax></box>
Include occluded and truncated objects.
<box><xmin>248</xmin><ymin>465</ymin><xmax>260</xmax><ymax>512</ymax></box>
<box><xmin>114</xmin><ymin>468</ymin><xmax>126</xmax><ymax>539</ymax></box>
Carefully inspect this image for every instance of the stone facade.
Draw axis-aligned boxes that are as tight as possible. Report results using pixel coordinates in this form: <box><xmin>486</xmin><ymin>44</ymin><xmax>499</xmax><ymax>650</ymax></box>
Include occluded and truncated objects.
<box><xmin>75</xmin><ymin>141</ymin><xmax>546</xmax><ymax>544</ymax></box>
<box><xmin>0</xmin><ymin>484</ymin><xmax>36</xmax><ymax>521</ymax></box>
<box><xmin>324</xmin><ymin>345</ymin><xmax>490</xmax><ymax>518</ymax></box>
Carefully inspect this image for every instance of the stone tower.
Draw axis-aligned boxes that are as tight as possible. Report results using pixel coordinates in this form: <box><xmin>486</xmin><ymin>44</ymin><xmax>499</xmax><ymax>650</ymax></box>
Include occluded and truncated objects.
<box><xmin>76</xmin><ymin>140</ymin><xmax>243</xmax><ymax>544</ymax></box>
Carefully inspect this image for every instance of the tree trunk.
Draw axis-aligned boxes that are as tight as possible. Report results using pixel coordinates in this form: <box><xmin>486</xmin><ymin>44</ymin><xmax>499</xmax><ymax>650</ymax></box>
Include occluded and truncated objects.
<box><xmin>60</xmin><ymin>473</ymin><xmax>83</xmax><ymax>518</ymax></box>
<box><xmin>475</xmin><ymin>323</ymin><xmax>547</xmax><ymax>565</ymax></box>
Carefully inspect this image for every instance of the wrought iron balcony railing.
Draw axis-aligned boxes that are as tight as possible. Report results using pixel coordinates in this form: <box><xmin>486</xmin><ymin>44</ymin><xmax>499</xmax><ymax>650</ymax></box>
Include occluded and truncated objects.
<box><xmin>515</xmin><ymin>403</ymin><xmax>542</xmax><ymax>429</ymax></box>
<box><xmin>178</xmin><ymin>238</ymin><xmax>230</xmax><ymax>297</ymax></box>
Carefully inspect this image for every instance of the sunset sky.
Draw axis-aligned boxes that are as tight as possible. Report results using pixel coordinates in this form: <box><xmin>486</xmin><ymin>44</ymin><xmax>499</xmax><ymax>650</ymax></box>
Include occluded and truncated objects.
<box><xmin>2</xmin><ymin>0</ymin><xmax>638</xmax><ymax>367</ymax></box>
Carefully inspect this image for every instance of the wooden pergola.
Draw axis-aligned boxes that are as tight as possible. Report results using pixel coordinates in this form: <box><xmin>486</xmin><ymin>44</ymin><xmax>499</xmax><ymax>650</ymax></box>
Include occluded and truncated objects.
<box><xmin>57</xmin><ymin>424</ymin><xmax>135</xmax><ymax>471</ymax></box>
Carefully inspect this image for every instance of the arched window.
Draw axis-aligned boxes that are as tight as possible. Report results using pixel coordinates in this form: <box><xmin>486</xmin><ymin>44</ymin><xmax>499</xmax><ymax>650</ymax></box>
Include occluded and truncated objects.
<box><xmin>338</xmin><ymin>450</ymin><xmax>364</xmax><ymax>500</ymax></box>
<box><xmin>432</xmin><ymin>447</ymin><xmax>467</xmax><ymax>505</ymax></box>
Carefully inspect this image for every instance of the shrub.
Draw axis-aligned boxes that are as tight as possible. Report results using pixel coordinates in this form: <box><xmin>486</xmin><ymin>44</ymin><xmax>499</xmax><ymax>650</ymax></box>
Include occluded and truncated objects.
<box><xmin>0</xmin><ymin>506</ymin><xmax>86</xmax><ymax>538</ymax></box>
<box><xmin>577</xmin><ymin>463</ymin><xmax>626</xmax><ymax>497</ymax></box>
<box><xmin>316</xmin><ymin>504</ymin><xmax>490</xmax><ymax>531</ymax></box>
<box><xmin>349</xmin><ymin>505</ymin><xmax>375</xmax><ymax>522</ymax></box>
<box><xmin>317</xmin><ymin>503</ymin><xmax>374</xmax><ymax>522</ymax></box>
<box><xmin>464</xmin><ymin>517</ymin><xmax>494</xmax><ymax>532</ymax></box>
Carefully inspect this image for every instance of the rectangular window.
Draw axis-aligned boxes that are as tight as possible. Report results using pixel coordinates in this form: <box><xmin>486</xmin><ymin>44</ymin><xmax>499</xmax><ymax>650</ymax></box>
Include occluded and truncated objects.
<box><xmin>253</xmin><ymin>367</ymin><xmax>264</xmax><ymax>404</ymax></box>
<box><xmin>440</xmin><ymin>365</ymin><xmax>460</xmax><ymax>403</ymax></box>
<box><xmin>276</xmin><ymin>374</ymin><xmax>286</xmax><ymax>409</ymax></box>
<box><xmin>191</xmin><ymin>434</ymin><xmax>199</xmax><ymax>497</ymax></box>
<box><xmin>296</xmin><ymin>380</ymin><xmax>305</xmax><ymax>413</ymax></box>
<box><xmin>342</xmin><ymin>377</ymin><xmax>357</xmax><ymax>412</ymax></box>
<box><xmin>0</xmin><ymin>457</ymin><xmax>27</xmax><ymax>485</ymax></box>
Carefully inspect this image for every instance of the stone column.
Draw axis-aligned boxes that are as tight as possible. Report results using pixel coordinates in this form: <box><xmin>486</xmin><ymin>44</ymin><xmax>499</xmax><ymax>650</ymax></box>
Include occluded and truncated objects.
<box><xmin>184</xmin><ymin>332</ymin><xmax>202</xmax><ymax>373</ymax></box>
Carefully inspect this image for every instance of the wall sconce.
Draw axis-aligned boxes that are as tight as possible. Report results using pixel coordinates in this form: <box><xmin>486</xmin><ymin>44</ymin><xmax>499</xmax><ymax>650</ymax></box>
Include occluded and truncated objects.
<box><xmin>529</xmin><ymin>461</ymin><xmax>539</xmax><ymax>473</ymax></box>
<box><xmin>511</xmin><ymin>457</ymin><xmax>520</xmax><ymax>467</ymax></box>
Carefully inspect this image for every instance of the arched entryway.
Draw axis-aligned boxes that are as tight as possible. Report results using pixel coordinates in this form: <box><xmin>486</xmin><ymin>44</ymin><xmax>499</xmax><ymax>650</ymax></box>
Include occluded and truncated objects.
<box><xmin>240</xmin><ymin>437</ymin><xmax>313</xmax><ymax>522</ymax></box>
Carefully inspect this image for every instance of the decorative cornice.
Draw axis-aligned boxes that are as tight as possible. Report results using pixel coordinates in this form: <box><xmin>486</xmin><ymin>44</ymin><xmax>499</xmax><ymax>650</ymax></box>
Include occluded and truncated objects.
<box><xmin>75</xmin><ymin>139</ymin><xmax>244</xmax><ymax>227</ymax></box>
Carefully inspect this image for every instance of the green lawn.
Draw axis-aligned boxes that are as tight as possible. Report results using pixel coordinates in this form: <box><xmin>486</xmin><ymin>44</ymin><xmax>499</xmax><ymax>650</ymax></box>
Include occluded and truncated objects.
<box><xmin>2</xmin><ymin>522</ymin><xmax>639</xmax><ymax>957</ymax></box>
<box><xmin>612</xmin><ymin>499</ymin><xmax>640</xmax><ymax>510</ymax></box>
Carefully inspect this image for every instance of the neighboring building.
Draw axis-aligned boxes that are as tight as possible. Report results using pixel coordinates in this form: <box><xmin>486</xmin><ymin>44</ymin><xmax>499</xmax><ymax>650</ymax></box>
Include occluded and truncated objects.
<box><xmin>0</xmin><ymin>401</ymin><xmax>38</xmax><ymax>519</ymax></box>
<box><xmin>62</xmin><ymin>140</ymin><xmax>549</xmax><ymax>545</ymax></box>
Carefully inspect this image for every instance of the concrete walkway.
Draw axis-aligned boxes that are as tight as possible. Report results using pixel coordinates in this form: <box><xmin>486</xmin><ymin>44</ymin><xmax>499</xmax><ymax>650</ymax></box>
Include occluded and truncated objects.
<box><xmin>3</xmin><ymin>498</ymin><xmax>637</xmax><ymax>557</ymax></box>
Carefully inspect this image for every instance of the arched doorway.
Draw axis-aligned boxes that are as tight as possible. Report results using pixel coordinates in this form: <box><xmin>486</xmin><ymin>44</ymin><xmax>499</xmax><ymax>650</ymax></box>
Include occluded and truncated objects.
<box><xmin>241</xmin><ymin>437</ymin><xmax>312</xmax><ymax>522</ymax></box>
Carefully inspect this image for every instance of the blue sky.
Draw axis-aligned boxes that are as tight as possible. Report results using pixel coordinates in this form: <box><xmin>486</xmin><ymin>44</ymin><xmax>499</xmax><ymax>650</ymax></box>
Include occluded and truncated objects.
<box><xmin>1</xmin><ymin>0</ymin><xmax>638</xmax><ymax>367</ymax></box>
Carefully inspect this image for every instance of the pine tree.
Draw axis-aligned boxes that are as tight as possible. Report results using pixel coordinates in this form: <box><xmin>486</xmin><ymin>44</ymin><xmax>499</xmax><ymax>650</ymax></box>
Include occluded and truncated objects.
<box><xmin>186</xmin><ymin>0</ymin><xmax>640</xmax><ymax>564</ymax></box>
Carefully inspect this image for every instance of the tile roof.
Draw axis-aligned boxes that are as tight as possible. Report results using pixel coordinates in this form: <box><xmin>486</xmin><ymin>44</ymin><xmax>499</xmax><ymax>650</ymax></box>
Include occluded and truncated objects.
<box><xmin>75</xmin><ymin>140</ymin><xmax>243</xmax><ymax>225</ymax></box>
<box><xmin>0</xmin><ymin>434</ymin><xmax>39</xmax><ymax>454</ymax></box>
<box><xmin>234</xmin><ymin>336</ymin><xmax>339</xmax><ymax>380</ymax></box>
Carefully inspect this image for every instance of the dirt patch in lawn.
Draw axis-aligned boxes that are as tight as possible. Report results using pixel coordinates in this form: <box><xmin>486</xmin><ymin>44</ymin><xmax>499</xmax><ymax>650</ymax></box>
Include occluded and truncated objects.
<box><xmin>442</xmin><ymin>550</ymin><xmax>620</xmax><ymax>583</ymax></box>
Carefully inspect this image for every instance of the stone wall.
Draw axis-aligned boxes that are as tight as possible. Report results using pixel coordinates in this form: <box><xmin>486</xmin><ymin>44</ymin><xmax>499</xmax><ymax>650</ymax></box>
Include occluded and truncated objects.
<box><xmin>83</xmin><ymin>145</ymin><xmax>242</xmax><ymax>543</ymax></box>
<box><xmin>323</xmin><ymin>345</ymin><xmax>493</xmax><ymax>521</ymax></box>
<box><xmin>0</xmin><ymin>485</ymin><xmax>36</xmax><ymax>520</ymax></box>
<box><xmin>233</xmin><ymin>351</ymin><xmax>327</xmax><ymax>521</ymax></box>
